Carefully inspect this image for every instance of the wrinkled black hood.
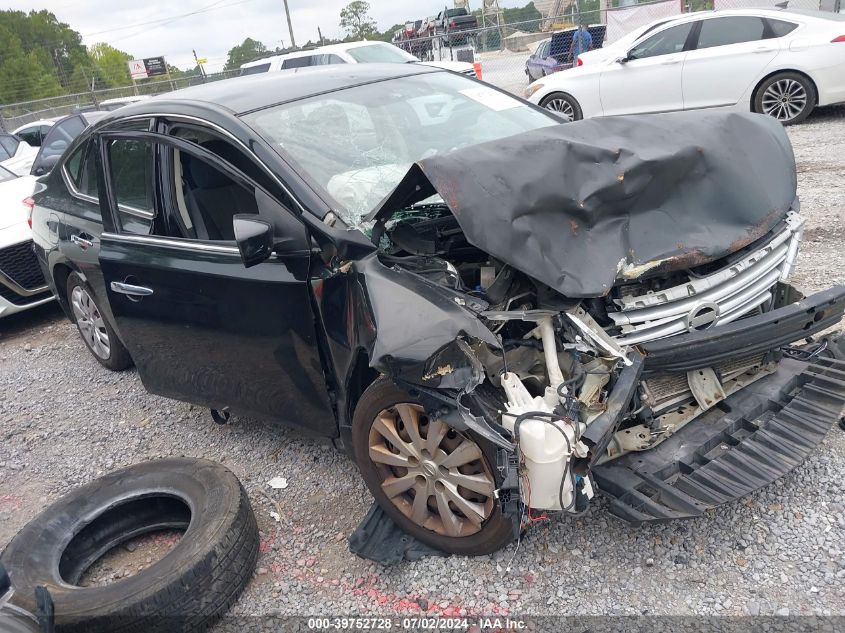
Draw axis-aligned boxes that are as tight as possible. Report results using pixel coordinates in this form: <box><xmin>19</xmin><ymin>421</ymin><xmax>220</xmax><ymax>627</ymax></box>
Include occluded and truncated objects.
<box><xmin>370</xmin><ymin>111</ymin><xmax>797</xmax><ymax>298</ymax></box>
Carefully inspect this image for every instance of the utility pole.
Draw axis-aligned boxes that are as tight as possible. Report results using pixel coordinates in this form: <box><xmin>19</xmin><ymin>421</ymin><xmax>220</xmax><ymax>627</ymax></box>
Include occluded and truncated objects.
<box><xmin>193</xmin><ymin>49</ymin><xmax>207</xmax><ymax>82</ymax></box>
<box><xmin>318</xmin><ymin>26</ymin><xmax>324</xmax><ymax>46</ymax></box>
<box><xmin>282</xmin><ymin>0</ymin><xmax>297</xmax><ymax>49</ymax></box>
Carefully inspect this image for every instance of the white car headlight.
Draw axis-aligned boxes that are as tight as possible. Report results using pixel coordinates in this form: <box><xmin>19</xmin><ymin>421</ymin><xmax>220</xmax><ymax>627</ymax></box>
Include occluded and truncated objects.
<box><xmin>524</xmin><ymin>83</ymin><xmax>545</xmax><ymax>99</ymax></box>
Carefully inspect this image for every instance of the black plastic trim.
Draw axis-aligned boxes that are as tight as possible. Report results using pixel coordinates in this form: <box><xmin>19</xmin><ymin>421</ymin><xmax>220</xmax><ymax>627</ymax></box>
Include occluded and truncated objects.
<box><xmin>641</xmin><ymin>286</ymin><xmax>845</xmax><ymax>374</ymax></box>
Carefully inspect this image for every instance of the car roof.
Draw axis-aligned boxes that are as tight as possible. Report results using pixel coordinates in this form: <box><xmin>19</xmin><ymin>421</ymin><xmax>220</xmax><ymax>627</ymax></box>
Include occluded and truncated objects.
<box><xmin>116</xmin><ymin>63</ymin><xmax>441</xmax><ymax>116</ymax></box>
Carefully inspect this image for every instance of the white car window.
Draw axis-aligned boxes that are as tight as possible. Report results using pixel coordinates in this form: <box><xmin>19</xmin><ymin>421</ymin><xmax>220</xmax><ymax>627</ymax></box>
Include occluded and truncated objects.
<box><xmin>346</xmin><ymin>44</ymin><xmax>417</xmax><ymax>63</ymax></box>
<box><xmin>767</xmin><ymin>18</ymin><xmax>799</xmax><ymax>37</ymax></box>
<box><xmin>628</xmin><ymin>22</ymin><xmax>694</xmax><ymax>59</ymax></box>
<box><xmin>695</xmin><ymin>16</ymin><xmax>767</xmax><ymax>49</ymax></box>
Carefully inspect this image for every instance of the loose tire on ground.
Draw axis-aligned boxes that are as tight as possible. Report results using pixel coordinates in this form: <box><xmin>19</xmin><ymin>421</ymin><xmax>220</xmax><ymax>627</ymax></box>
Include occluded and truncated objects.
<box><xmin>66</xmin><ymin>272</ymin><xmax>132</xmax><ymax>371</ymax></box>
<box><xmin>1</xmin><ymin>458</ymin><xmax>259</xmax><ymax>633</ymax></box>
<box><xmin>753</xmin><ymin>71</ymin><xmax>816</xmax><ymax>125</ymax></box>
<box><xmin>352</xmin><ymin>378</ymin><xmax>514</xmax><ymax>556</ymax></box>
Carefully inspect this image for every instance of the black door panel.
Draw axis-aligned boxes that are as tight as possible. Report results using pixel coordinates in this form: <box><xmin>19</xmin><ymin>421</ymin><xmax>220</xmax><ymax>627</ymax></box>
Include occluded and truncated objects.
<box><xmin>99</xmin><ymin>237</ymin><xmax>336</xmax><ymax>434</ymax></box>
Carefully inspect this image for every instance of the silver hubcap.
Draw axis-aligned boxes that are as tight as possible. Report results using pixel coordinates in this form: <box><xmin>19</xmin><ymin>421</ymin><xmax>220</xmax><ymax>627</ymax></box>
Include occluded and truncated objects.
<box><xmin>761</xmin><ymin>79</ymin><xmax>807</xmax><ymax>122</ymax></box>
<box><xmin>368</xmin><ymin>403</ymin><xmax>496</xmax><ymax>537</ymax></box>
<box><xmin>71</xmin><ymin>285</ymin><xmax>110</xmax><ymax>360</ymax></box>
<box><xmin>544</xmin><ymin>97</ymin><xmax>576</xmax><ymax>122</ymax></box>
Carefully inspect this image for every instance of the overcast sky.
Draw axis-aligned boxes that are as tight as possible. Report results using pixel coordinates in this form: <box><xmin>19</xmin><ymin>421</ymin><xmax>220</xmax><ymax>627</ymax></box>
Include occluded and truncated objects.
<box><xmin>5</xmin><ymin>0</ymin><xmax>527</xmax><ymax>72</ymax></box>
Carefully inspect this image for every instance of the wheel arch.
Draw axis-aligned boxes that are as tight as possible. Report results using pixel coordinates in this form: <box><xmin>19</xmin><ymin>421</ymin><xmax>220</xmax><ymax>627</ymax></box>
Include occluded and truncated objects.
<box><xmin>50</xmin><ymin>262</ymin><xmax>77</xmax><ymax>321</ymax></box>
<box><xmin>339</xmin><ymin>349</ymin><xmax>380</xmax><ymax>451</ymax></box>
<box><xmin>751</xmin><ymin>68</ymin><xmax>818</xmax><ymax>112</ymax></box>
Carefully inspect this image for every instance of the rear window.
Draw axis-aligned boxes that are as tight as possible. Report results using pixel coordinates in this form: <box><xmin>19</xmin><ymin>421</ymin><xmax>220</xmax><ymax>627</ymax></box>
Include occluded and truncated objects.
<box><xmin>767</xmin><ymin>18</ymin><xmax>799</xmax><ymax>37</ymax></box>
<box><xmin>240</xmin><ymin>63</ymin><xmax>271</xmax><ymax>75</ymax></box>
<box><xmin>346</xmin><ymin>44</ymin><xmax>415</xmax><ymax>63</ymax></box>
<box><xmin>0</xmin><ymin>135</ymin><xmax>20</xmax><ymax>157</ymax></box>
<box><xmin>446</xmin><ymin>8</ymin><xmax>467</xmax><ymax>17</ymax></box>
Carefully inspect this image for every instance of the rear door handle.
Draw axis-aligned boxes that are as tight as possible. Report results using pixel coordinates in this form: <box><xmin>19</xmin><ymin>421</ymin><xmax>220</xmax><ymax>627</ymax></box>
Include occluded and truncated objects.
<box><xmin>110</xmin><ymin>281</ymin><xmax>154</xmax><ymax>297</ymax></box>
<box><xmin>70</xmin><ymin>234</ymin><xmax>94</xmax><ymax>250</ymax></box>
<box><xmin>660</xmin><ymin>57</ymin><xmax>681</xmax><ymax>65</ymax></box>
<box><xmin>753</xmin><ymin>47</ymin><xmax>775</xmax><ymax>53</ymax></box>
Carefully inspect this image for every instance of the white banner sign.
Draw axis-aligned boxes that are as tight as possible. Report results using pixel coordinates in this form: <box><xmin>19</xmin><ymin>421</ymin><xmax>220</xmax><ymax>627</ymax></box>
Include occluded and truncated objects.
<box><xmin>128</xmin><ymin>59</ymin><xmax>148</xmax><ymax>80</ymax></box>
<box><xmin>606</xmin><ymin>0</ymin><xmax>683</xmax><ymax>44</ymax></box>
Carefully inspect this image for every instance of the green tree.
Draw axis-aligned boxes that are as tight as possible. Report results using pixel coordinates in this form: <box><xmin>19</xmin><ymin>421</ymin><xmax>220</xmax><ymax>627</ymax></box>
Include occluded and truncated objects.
<box><xmin>224</xmin><ymin>37</ymin><xmax>268</xmax><ymax>71</ymax></box>
<box><xmin>339</xmin><ymin>1</ymin><xmax>378</xmax><ymax>40</ymax></box>
<box><xmin>88</xmin><ymin>42</ymin><xmax>132</xmax><ymax>88</ymax></box>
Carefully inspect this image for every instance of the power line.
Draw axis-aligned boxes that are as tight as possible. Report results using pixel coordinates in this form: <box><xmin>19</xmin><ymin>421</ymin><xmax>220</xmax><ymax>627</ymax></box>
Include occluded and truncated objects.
<box><xmin>81</xmin><ymin>0</ymin><xmax>253</xmax><ymax>38</ymax></box>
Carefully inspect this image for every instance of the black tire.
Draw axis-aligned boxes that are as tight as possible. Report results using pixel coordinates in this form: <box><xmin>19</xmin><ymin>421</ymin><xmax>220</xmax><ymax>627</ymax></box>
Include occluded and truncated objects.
<box><xmin>352</xmin><ymin>378</ymin><xmax>514</xmax><ymax>556</ymax></box>
<box><xmin>66</xmin><ymin>272</ymin><xmax>132</xmax><ymax>371</ymax></box>
<box><xmin>753</xmin><ymin>71</ymin><xmax>816</xmax><ymax>126</ymax></box>
<box><xmin>1</xmin><ymin>458</ymin><xmax>259</xmax><ymax>633</ymax></box>
<box><xmin>539</xmin><ymin>91</ymin><xmax>583</xmax><ymax>122</ymax></box>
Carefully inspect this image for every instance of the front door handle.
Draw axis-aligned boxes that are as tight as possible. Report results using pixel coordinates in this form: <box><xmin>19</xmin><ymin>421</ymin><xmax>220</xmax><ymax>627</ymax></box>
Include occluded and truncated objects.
<box><xmin>110</xmin><ymin>281</ymin><xmax>154</xmax><ymax>298</ymax></box>
<box><xmin>753</xmin><ymin>47</ymin><xmax>775</xmax><ymax>53</ymax></box>
<box><xmin>70</xmin><ymin>234</ymin><xmax>94</xmax><ymax>250</ymax></box>
<box><xmin>660</xmin><ymin>57</ymin><xmax>681</xmax><ymax>65</ymax></box>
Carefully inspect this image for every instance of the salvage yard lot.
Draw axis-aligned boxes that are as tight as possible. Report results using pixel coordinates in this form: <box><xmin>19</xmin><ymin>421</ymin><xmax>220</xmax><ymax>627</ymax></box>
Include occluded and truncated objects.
<box><xmin>2</xmin><ymin>107</ymin><xmax>845</xmax><ymax>620</ymax></box>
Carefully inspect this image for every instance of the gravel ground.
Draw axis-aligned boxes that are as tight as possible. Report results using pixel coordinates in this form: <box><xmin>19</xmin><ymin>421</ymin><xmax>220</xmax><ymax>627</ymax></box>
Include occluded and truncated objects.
<box><xmin>2</xmin><ymin>106</ymin><xmax>845</xmax><ymax>623</ymax></box>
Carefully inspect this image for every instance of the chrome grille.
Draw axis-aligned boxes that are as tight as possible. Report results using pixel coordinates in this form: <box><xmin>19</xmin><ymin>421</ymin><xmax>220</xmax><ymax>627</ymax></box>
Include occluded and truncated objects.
<box><xmin>609</xmin><ymin>212</ymin><xmax>805</xmax><ymax>345</ymax></box>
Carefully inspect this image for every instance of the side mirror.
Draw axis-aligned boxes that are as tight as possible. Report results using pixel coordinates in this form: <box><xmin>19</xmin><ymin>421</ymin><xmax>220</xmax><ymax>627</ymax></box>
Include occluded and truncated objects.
<box><xmin>616</xmin><ymin>55</ymin><xmax>631</xmax><ymax>64</ymax></box>
<box><xmin>233</xmin><ymin>215</ymin><xmax>273</xmax><ymax>268</ymax></box>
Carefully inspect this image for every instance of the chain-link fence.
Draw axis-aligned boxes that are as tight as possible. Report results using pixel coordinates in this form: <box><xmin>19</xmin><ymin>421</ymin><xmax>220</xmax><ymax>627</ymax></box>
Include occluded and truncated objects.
<box><xmin>1</xmin><ymin>0</ymin><xmax>841</xmax><ymax>132</ymax></box>
<box><xmin>0</xmin><ymin>69</ymin><xmax>240</xmax><ymax>132</ymax></box>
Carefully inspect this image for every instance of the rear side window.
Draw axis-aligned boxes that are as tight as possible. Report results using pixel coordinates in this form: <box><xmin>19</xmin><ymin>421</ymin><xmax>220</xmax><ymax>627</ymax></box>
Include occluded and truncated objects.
<box><xmin>107</xmin><ymin>139</ymin><xmax>155</xmax><ymax>235</ymax></box>
<box><xmin>628</xmin><ymin>22</ymin><xmax>694</xmax><ymax>59</ymax></box>
<box><xmin>767</xmin><ymin>18</ymin><xmax>799</xmax><ymax>37</ymax></box>
<box><xmin>695</xmin><ymin>17</ymin><xmax>767</xmax><ymax>49</ymax></box>
<box><xmin>66</xmin><ymin>140</ymin><xmax>99</xmax><ymax>199</ymax></box>
<box><xmin>281</xmin><ymin>56</ymin><xmax>313</xmax><ymax>69</ymax></box>
<box><xmin>240</xmin><ymin>63</ymin><xmax>271</xmax><ymax>75</ymax></box>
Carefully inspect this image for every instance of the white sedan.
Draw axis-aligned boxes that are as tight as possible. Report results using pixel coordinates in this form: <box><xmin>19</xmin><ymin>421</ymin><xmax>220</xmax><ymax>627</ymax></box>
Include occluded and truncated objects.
<box><xmin>0</xmin><ymin>134</ymin><xmax>38</xmax><ymax>176</ymax></box>
<box><xmin>526</xmin><ymin>9</ymin><xmax>845</xmax><ymax>125</ymax></box>
<box><xmin>0</xmin><ymin>165</ymin><xmax>52</xmax><ymax>317</ymax></box>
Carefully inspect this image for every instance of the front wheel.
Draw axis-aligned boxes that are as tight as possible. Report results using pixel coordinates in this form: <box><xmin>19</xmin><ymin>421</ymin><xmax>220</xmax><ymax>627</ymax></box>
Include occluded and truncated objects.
<box><xmin>540</xmin><ymin>91</ymin><xmax>583</xmax><ymax>122</ymax></box>
<box><xmin>352</xmin><ymin>378</ymin><xmax>514</xmax><ymax>556</ymax></box>
<box><xmin>753</xmin><ymin>72</ymin><xmax>816</xmax><ymax>125</ymax></box>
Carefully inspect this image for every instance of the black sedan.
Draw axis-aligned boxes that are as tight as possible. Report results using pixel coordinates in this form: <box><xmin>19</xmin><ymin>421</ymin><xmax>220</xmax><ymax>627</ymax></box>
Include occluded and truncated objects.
<box><xmin>29</xmin><ymin>63</ymin><xmax>845</xmax><ymax>558</ymax></box>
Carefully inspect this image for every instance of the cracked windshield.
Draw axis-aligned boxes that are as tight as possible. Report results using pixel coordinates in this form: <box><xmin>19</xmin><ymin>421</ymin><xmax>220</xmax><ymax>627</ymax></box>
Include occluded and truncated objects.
<box><xmin>242</xmin><ymin>72</ymin><xmax>557</xmax><ymax>227</ymax></box>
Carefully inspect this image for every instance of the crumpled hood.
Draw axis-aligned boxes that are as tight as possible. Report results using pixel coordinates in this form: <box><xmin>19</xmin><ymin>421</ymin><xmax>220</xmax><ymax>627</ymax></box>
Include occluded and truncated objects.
<box><xmin>369</xmin><ymin>111</ymin><xmax>797</xmax><ymax>298</ymax></box>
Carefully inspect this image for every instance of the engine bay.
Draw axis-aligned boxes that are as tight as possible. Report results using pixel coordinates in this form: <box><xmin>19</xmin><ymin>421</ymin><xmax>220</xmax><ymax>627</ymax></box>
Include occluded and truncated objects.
<box><xmin>374</xmin><ymin>204</ymin><xmax>800</xmax><ymax>515</ymax></box>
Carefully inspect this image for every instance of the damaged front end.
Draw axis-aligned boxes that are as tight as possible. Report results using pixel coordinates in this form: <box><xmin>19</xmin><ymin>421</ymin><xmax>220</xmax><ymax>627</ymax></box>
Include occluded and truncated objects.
<box><xmin>318</xmin><ymin>110</ymin><xmax>845</xmax><ymax>545</ymax></box>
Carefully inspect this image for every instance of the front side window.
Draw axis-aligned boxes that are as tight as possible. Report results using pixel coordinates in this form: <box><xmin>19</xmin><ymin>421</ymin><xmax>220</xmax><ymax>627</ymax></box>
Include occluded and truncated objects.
<box><xmin>107</xmin><ymin>139</ymin><xmax>154</xmax><ymax>234</ymax></box>
<box><xmin>243</xmin><ymin>72</ymin><xmax>557</xmax><ymax>226</ymax></box>
<box><xmin>0</xmin><ymin>139</ymin><xmax>11</xmax><ymax>161</ymax></box>
<box><xmin>695</xmin><ymin>17</ymin><xmax>767</xmax><ymax>49</ymax></box>
<box><xmin>16</xmin><ymin>127</ymin><xmax>43</xmax><ymax>147</ymax></box>
<box><xmin>346</xmin><ymin>44</ymin><xmax>417</xmax><ymax>63</ymax></box>
<box><xmin>0</xmin><ymin>165</ymin><xmax>15</xmax><ymax>183</ymax></box>
<box><xmin>628</xmin><ymin>22</ymin><xmax>694</xmax><ymax>59</ymax></box>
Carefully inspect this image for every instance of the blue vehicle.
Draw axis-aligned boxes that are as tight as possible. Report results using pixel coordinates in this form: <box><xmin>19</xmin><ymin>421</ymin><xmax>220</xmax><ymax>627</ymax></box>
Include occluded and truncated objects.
<box><xmin>525</xmin><ymin>25</ymin><xmax>607</xmax><ymax>82</ymax></box>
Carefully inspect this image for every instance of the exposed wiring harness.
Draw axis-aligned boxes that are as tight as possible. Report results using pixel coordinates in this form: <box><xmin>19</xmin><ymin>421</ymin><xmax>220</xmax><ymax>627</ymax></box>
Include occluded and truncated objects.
<box><xmin>783</xmin><ymin>339</ymin><xmax>828</xmax><ymax>360</ymax></box>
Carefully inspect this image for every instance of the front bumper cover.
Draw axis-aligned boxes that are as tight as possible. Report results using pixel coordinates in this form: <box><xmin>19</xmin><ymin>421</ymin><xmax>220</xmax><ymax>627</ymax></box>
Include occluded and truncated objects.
<box><xmin>640</xmin><ymin>285</ymin><xmax>845</xmax><ymax>374</ymax></box>
<box><xmin>592</xmin><ymin>356</ymin><xmax>845</xmax><ymax>524</ymax></box>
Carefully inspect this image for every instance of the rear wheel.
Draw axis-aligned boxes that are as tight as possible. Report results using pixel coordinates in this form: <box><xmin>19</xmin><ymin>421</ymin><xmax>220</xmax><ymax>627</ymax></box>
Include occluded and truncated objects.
<box><xmin>753</xmin><ymin>72</ymin><xmax>815</xmax><ymax>125</ymax></box>
<box><xmin>540</xmin><ymin>92</ymin><xmax>583</xmax><ymax>122</ymax></box>
<box><xmin>352</xmin><ymin>379</ymin><xmax>514</xmax><ymax>556</ymax></box>
<box><xmin>67</xmin><ymin>272</ymin><xmax>132</xmax><ymax>371</ymax></box>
